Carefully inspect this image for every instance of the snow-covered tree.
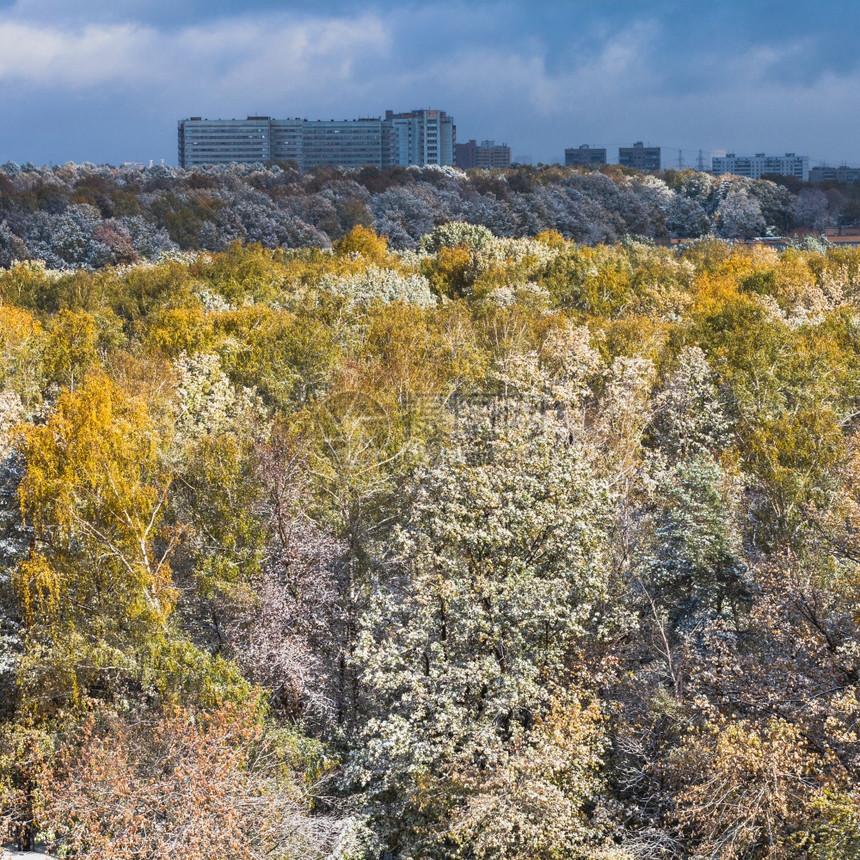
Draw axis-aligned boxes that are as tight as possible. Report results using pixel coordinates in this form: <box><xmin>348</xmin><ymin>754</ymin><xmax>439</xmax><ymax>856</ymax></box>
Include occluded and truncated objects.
<box><xmin>717</xmin><ymin>191</ymin><xmax>765</xmax><ymax>239</ymax></box>
<box><xmin>371</xmin><ymin>187</ymin><xmax>440</xmax><ymax>249</ymax></box>
<box><xmin>649</xmin><ymin>347</ymin><xmax>730</xmax><ymax>459</ymax></box>
<box><xmin>666</xmin><ymin>195</ymin><xmax>712</xmax><ymax>238</ymax></box>
<box><xmin>793</xmin><ymin>187</ymin><xmax>829</xmax><ymax>232</ymax></box>
<box><xmin>350</xmin><ymin>405</ymin><xmax>610</xmax><ymax>856</ymax></box>
<box><xmin>318</xmin><ymin>266</ymin><xmax>436</xmax><ymax>308</ymax></box>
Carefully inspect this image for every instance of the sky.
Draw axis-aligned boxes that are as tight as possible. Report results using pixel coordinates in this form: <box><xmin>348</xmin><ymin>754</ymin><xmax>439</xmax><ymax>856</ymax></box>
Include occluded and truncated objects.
<box><xmin>1</xmin><ymin>0</ymin><xmax>859</xmax><ymax>168</ymax></box>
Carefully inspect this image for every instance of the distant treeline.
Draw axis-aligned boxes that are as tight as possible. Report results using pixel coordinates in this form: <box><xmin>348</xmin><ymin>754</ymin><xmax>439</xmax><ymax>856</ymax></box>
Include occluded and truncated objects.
<box><xmin>0</xmin><ymin>160</ymin><xmax>851</xmax><ymax>270</ymax></box>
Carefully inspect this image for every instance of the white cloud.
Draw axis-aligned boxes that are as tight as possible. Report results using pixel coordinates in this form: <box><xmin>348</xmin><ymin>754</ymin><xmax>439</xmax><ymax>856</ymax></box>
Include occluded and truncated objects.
<box><xmin>0</xmin><ymin>22</ymin><xmax>156</xmax><ymax>85</ymax></box>
<box><xmin>0</xmin><ymin>13</ymin><xmax>390</xmax><ymax>94</ymax></box>
<box><xmin>3</xmin><ymin>1</ymin><xmax>860</xmax><ymax>165</ymax></box>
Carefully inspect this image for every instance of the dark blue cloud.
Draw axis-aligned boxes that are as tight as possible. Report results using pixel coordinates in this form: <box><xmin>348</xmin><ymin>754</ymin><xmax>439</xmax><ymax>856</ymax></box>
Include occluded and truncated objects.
<box><xmin>1</xmin><ymin>0</ymin><xmax>860</xmax><ymax>166</ymax></box>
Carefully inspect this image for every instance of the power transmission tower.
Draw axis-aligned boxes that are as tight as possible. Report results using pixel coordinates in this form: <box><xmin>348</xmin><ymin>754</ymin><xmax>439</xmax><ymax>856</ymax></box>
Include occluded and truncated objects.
<box><xmin>677</xmin><ymin>149</ymin><xmax>684</xmax><ymax>169</ymax></box>
<box><xmin>696</xmin><ymin>149</ymin><xmax>705</xmax><ymax>171</ymax></box>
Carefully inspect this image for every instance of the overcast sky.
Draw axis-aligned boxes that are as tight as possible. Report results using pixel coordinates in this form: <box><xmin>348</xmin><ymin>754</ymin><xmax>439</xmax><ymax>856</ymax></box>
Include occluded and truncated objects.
<box><xmin>1</xmin><ymin>0</ymin><xmax>858</xmax><ymax>168</ymax></box>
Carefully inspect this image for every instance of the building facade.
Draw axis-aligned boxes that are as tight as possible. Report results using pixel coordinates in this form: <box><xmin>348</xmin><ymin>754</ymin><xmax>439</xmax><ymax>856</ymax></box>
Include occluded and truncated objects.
<box><xmin>384</xmin><ymin>109</ymin><xmax>454</xmax><ymax>168</ymax></box>
<box><xmin>454</xmin><ymin>139</ymin><xmax>512</xmax><ymax>169</ymax></box>
<box><xmin>712</xmin><ymin>152</ymin><xmax>809</xmax><ymax>182</ymax></box>
<box><xmin>268</xmin><ymin>119</ymin><xmax>303</xmax><ymax>164</ymax></box>
<box><xmin>809</xmin><ymin>165</ymin><xmax>860</xmax><ymax>184</ymax></box>
<box><xmin>178</xmin><ymin>110</ymin><xmax>454</xmax><ymax>170</ymax></box>
<box><xmin>300</xmin><ymin>119</ymin><xmax>387</xmax><ymax>170</ymax></box>
<box><xmin>178</xmin><ymin>117</ymin><xmax>273</xmax><ymax>167</ymax></box>
<box><xmin>565</xmin><ymin>145</ymin><xmax>607</xmax><ymax>167</ymax></box>
<box><xmin>619</xmin><ymin>142</ymin><xmax>661</xmax><ymax>171</ymax></box>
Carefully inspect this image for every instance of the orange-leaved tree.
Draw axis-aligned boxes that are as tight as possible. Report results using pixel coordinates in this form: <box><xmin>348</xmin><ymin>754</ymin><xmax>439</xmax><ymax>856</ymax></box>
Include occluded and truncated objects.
<box><xmin>37</xmin><ymin>700</ymin><xmax>342</xmax><ymax>860</ymax></box>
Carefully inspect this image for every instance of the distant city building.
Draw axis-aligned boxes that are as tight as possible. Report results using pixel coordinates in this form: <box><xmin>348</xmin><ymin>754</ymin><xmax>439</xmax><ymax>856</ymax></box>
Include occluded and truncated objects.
<box><xmin>178</xmin><ymin>109</ymin><xmax>454</xmax><ymax>170</ymax></box>
<box><xmin>809</xmin><ymin>165</ymin><xmax>860</xmax><ymax>184</ymax></box>
<box><xmin>454</xmin><ymin>139</ymin><xmax>512</xmax><ymax>169</ymax></box>
<box><xmin>384</xmin><ymin>109</ymin><xmax>454</xmax><ymax>168</ymax></box>
<box><xmin>268</xmin><ymin>118</ymin><xmax>304</xmax><ymax>164</ymax></box>
<box><xmin>619</xmin><ymin>142</ymin><xmax>661</xmax><ymax>171</ymax></box>
<box><xmin>712</xmin><ymin>152</ymin><xmax>809</xmax><ymax>182</ymax></box>
<box><xmin>299</xmin><ymin>118</ymin><xmax>388</xmax><ymax>170</ymax></box>
<box><xmin>565</xmin><ymin>145</ymin><xmax>607</xmax><ymax>167</ymax></box>
<box><xmin>178</xmin><ymin>117</ymin><xmax>273</xmax><ymax>167</ymax></box>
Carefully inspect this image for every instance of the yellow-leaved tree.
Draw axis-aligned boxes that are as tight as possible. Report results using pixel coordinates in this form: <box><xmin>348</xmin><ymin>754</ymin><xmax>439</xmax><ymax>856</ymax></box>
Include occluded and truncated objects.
<box><xmin>13</xmin><ymin>370</ymin><xmax>177</xmax><ymax>711</ymax></box>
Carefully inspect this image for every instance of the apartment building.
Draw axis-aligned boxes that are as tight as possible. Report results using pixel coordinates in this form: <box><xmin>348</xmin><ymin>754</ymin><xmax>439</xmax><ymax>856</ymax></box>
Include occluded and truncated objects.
<box><xmin>619</xmin><ymin>142</ymin><xmax>661</xmax><ymax>171</ymax></box>
<box><xmin>808</xmin><ymin>165</ymin><xmax>860</xmax><ymax>184</ymax></box>
<box><xmin>384</xmin><ymin>109</ymin><xmax>454</xmax><ymax>168</ymax></box>
<box><xmin>712</xmin><ymin>152</ymin><xmax>809</xmax><ymax>182</ymax></box>
<box><xmin>454</xmin><ymin>139</ymin><xmax>512</xmax><ymax>169</ymax></box>
<box><xmin>564</xmin><ymin>145</ymin><xmax>607</xmax><ymax>167</ymax></box>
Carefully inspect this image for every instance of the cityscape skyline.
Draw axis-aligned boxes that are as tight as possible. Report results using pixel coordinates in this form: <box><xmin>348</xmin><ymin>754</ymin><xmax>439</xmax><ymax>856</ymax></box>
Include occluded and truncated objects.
<box><xmin>1</xmin><ymin>1</ymin><xmax>860</xmax><ymax>167</ymax></box>
<box><xmin>173</xmin><ymin>117</ymin><xmax>836</xmax><ymax>179</ymax></box>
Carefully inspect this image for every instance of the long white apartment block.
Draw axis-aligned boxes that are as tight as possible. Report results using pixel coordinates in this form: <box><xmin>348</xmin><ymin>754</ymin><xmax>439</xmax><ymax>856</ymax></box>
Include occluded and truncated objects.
<box><xmin>178</xmin><ymin>109</ymin><xmax>455</xmax><ymax>170</ymax></box>
<box><xmin>712</xmin><ymin>152</ymin><xmax>809</xmax><ymax>182</ymax></box>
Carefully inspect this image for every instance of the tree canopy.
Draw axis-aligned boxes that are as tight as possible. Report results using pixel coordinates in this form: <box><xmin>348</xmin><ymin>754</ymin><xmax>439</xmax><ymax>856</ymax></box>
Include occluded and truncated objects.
<box><xmin>1</xmin><ymin>225</ymin><xmax>860</xmax><ymax>858</ymax></box>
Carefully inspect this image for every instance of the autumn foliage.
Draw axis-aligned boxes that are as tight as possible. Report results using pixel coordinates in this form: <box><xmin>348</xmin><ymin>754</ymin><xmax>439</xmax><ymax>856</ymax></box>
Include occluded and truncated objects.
<box><xmin>38</xmin><ymin>701</ymin><xmax>338</xmax><ymax>860</ymax></box>
<box><xmin>1</xmin><ymin>229</ymin><xmax>860</xmax><ymax>858</ymax></box>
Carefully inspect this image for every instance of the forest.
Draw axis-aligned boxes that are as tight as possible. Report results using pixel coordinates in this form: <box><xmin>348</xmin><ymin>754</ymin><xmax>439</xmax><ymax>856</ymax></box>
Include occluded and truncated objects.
<box><xmin>0</xmin><ymin>160</ymin><xmax>855</xmax><ymax>272</ymax></box>
<box><xmin>0</xmin><ymin>180</ymin><xmax>860</xmax><ymax>859</ymax></box>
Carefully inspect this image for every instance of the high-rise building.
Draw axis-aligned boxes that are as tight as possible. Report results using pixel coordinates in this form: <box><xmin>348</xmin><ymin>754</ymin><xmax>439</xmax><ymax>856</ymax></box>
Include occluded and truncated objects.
<box><xmin>384</xmin><ymin>109</ymin><xmax>454</xmax><ymax>168</ymax></box>
<box><xmin>565</xmin><ymin>145</ymin><xmax>607</xmax><ymax>167</ymax></box>
<box><xmin>177</xmin><ymin>109</ymin><xmax>455</xmax><ymax>170</ymax></box>
<box><xmin>454</xmin><ymin>139</ymin><xmax>512</xmax><ymax>169</ymax></box>
<box><xmin>619</xmin><ymin>142</ymin><xmax>661</xmax><ymax>171</ymax></box>
<box><xmin>712</xmin><ymin>153</ymin><xmax>809</xmax><ymax>182</ymax></box>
